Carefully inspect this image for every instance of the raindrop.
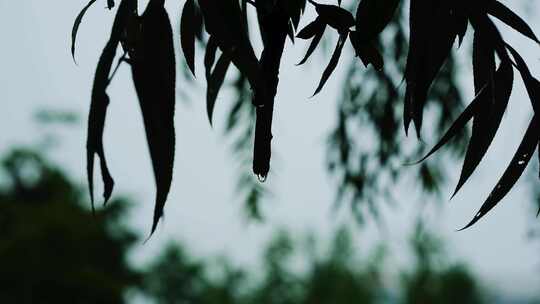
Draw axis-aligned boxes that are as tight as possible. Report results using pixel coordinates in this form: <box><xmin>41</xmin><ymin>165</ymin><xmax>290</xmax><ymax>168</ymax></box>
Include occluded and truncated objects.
<box><xmin>257</xmin><ymin>174</ymin><xmax>267</xmax><ymax>183</ymax></box>
<box><xmin>518</xmin><ymin>160</ymin><xmax>526</xmax><ymax>165</ymax></box>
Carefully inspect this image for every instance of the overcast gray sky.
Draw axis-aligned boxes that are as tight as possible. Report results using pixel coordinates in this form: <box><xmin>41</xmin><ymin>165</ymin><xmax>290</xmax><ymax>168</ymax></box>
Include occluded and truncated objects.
<box><xmin>1</xmin><ymin>0</ymin><xmax>540</xmax><ymax>300</ymax></box>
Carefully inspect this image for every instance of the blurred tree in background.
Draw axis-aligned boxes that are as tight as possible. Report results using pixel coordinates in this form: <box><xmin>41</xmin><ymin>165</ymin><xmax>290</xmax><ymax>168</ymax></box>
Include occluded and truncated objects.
<box><xmin>0</xmin><ymin>139</ymin><xmax>488</xmax><ymax>303</ymax></box>
<box><xmin>0</xmin><ymin>148</ymin><xmax>140</xmax><ymax>303</ymax></box>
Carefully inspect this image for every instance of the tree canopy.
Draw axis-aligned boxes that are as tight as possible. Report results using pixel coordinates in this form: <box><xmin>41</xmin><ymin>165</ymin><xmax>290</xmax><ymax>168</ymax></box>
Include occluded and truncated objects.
<box><xmin>73</xmin><ymin>0</ymin><xmax>540</xmax><ymax>234</ymax></box>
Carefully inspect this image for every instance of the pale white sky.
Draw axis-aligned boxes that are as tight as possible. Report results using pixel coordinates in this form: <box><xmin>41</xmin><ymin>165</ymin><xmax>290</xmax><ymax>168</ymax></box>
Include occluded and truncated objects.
<box><xmin>1</xmin><ymin>0</ymin><xmax>540</xmax><ymax>301</ymax></box>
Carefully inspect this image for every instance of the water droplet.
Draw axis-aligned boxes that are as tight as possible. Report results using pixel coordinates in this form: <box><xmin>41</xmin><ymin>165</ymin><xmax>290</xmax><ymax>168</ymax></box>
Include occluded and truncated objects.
<box><xmin>257</xmin><ymin>174</ymin><xmax>267</xmax><ymax>183</ymax></box>
<box><xmin>518</xmin><ymin>160</ymin><xmax>526</xmax><ymax>165</ymax></box>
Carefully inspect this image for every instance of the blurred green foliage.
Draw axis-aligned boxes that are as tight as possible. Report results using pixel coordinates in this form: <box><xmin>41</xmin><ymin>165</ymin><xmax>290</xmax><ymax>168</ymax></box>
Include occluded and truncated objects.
<box><xmin>0</xmin><ymin>148</ymin><xmax>140</xmax><ymax>303</ymax></box>
<box><xmin>0</xmin><ymin>144</ymin><xmax>489</xmax><ymax>303</ymax></box>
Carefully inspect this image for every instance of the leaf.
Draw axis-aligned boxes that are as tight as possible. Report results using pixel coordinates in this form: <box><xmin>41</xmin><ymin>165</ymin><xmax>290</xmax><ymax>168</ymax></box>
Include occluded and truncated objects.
<box><xmin>297</xmin><ymin>17</ymin><xmax>324</xmax><ymax>39</ymax></box>
<box><xmin>131</xmin><ymin>0</ymin><xmax>176</xmax><ymax>235</ymax></box>
<box><xmin>312</xmin><ymin>32</ymin><xmax>348</xmax><ymax>96</ymax></box>
<box><xmin>349</xmin><ymin>31</ymin><xmax>383</xmax><ymax>70</ymax></box>
<box><xmin>204</xmin><ymin>36</ymin><xmax>219</xmax><ymax>78</ymax></box>
<box><xmin>414</xmin><ymin>85</ymin><xmax>487</xmax><ymax>164</ymax></box>
<box><xmin>86</xmin><ymin>0</ymin><xmax>137</xmax><ymax>211</ymax></box>
<box><xmin>287</xmin><ymin>20</ymin><xmax>296</xmax><ymax>44</ymax></box>
<box><xmin>87</xmin><ymin>42</ymin><xmax>115</xmax><ymax>212</ymax></box>
<box><xmin>403</xmin><ymin>0</ymin><xmax>435</xmax><ymax>135</ymax></box>
<box><xmin>72</xmin><ymin>0</ymin><xmax>98</xmax><ymax>63</ymax></box>
<box><xmin>297</xmin><ymin>21</ymin><xmax>326</xmax><ymax>65</ymax></box>
<box><xmin>487</xmin><ymin>0</ymin><xmax>539</xmax><ymax>44</ymax></box>
<box><xmin>180</xmin><ymin>0</ymin><xmax>201</xmax><ymax>76</ymax></box>
<box><xmin>453</xmin><ymin>60</ymin><xmax>514</xmax><ymax>197</ymax></box>
<box><xmin>460</xmin><ymin>117</ymin><xmax>540</xmax><ymax>230</ymax></box>
<box><xmin>206</xmin><ymin>53</ymin><xmax>231</xmax><ymax>125</ymax></box>
<box><xmin>505</xmin><ymin>43</ymin><xmax>540</xmax><ymax>115</ymax></box>
<box><xmin>308</xmin><ymin>0</ymin><xmax>354</xmax><ymax>33</ymax></box>
<box><xmin>199</xmin><ymin>0</ymin><xmax>261</xmax><ymax>96</ymax></box>
<box><xmin>282</xmin><ymin>0</ymin><xmax>306</xmax><ymax>29</ymax></box>
<box><xmin>405</xmin><ymin>2</ymin><xmax>467</xmax><ymax>136</ymax></box>
<box><xmin>355</xmin><ymin>0</ymin><xmax>400</xmax><ymax>43</ymax></box>
<box><xmin>456</xmin><ymin>15</ymin><xmax>469</xmax><ymax>47</ymax></box>
<box><xmin>472</xmin><ymin>29</ymin><xmax>496</xmax><ymax>95</ymax></box>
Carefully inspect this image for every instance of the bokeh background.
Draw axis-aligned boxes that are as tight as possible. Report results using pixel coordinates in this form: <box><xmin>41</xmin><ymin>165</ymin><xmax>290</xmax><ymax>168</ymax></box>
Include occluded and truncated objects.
<box><xmin>1</xmin><ymin>0</ymin><xmax>540</xmax><ymax>302</ymax></box>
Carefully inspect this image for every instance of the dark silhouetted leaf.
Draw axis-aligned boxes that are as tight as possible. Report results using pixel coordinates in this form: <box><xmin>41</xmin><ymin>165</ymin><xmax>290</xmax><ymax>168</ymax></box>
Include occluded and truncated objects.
<box><xmin>403</xmin><ymin>0</ymin><xmax>434</xmax><ymax>135</ymax></box>
<box><xmin>308</xmin><ymin>0</ymin><xmax>354</xmax><ymax>33</ymax></box>
<box><xmin>204</xmin><ymin>36</ymin><xmax>218</xmax><ymax>77</ymax></box>
<box><xmin>87</xmin><ymin>46</ymin><xmax>115</xmax><ymax>212</ymax></box>
<box><xmin>414</xmin><ymin>85</ymin><xmax>487</xmax><ymax>164</ymax></box>
<box><xmin>297</xmin><ymin>17</ymin><xmax>323</xmax><ymax>39</ymax></box>
<box><xmin>206</xmin><ymin>53</ymin><xmax>231</xmax><ymax>125</ymax></box>
<box><xmin>131</xmin><ymin>0</ymin><xmax>176</xmax><ymax>235</ymax></box>
<box><xmin>313</xmin><ymin>32</ymin><xmax>348</xmax><ymax>96</ymax></box>
<box><xmin>287</xmin><ymin>20</ymin><xmax>296</xmax><ymax>43</ymax></box>
<box><xmin>405</xmin><ymin>2</ymin><xmax>463</xmax><ymax>136</ymax></box>
<box><xmin>461</xmin><ymin>117</ymin><xmax>540</xmax><ymax>230</ymax></box>
<box><xmin>72</xmin><ymin>0</ymin><xmax>97</xmax><ymax>63</ymax></box>
<box><xmin>456</xmin><ymin>15</ymin><xmax>469</xmax><ymax>47</ymax></box>
<box><xmin>297</xmin><ymin>20</ymin><xmax>326</xmax><ymax>65</ymax></box>
<box><xmin>180</xmin><ymin>0</ymin><xmax>201</xmax><ymax>76</ymax></box>
<box><xmin>505</xmin><ymin>43</ymin><xmax>540</xmax><ymax>115</ymax></box>
<box><xmin>487</xmin><ymin>0</ymin><xmax>540</xmax><ymax>44</ymax></box>
<box><xmin>349</xmin><ymin>31</ymin><xmax>383</xmax><ymax>70</ymax></box>
<box><xmin>199</xmin><ymin>0</ymin><xmax>261</xmax><ymax>98</ymax></box>
<box><xmin>454</xmin><ymin>60</ymin><xmax>514</xmax><ymax>197</ymax></box>
<box><xmin>355</xmin><ymin>0</ymin><xmax>400</xmax><ymax>43</ymax></box>
<box><xmin>87</xmin><ymin>0</ymin><xmax>137</xmax><ymax>210</ymax></box>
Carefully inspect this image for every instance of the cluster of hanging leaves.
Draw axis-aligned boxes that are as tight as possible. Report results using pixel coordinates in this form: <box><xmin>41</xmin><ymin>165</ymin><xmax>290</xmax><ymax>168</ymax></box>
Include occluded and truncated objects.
<box><xmin>72</xmin><ymin>0</ymin><xmax>539</xmax><ymax>233</ymax></box>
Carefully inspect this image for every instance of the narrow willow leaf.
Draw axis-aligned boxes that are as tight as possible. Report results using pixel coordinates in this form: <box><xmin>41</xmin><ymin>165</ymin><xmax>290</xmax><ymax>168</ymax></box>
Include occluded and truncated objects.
<box><xmin>456</xmin><ymin>15</ymin><xmax>469</xmax><ymax>47</ymax></box>
<box><xmin>414</xmin><ymin>6</ymin><xmax>462</xmax><ymax>135</ymax></box>
<box><xmin>487</xmin><ymin>1</ymin><xmax>539</xmax><ymax>44</ymax></box>
<box><xmin>199</xmin><ymin>0</ymin><xmax>261</xmax><ymax>97</ymax></box>
<box><xmin>206</xmin><ymin>53</ymin><xmax>231</xmax><ymax>125</ymax></box>
<box><xmin>414</xmin><ymin>86</ymin><xmax>487</xmax><ymax>164</ymax></box>
<box><xmin>282</xmin><ymin>0</ymin><xmax>303</xmax><ymax>30</ymax></box>
<box><xmin>472</xmin><ymin>29</ymin><xmax>496</xmax><ymax>95</ymax></box>
<box><xmin>470</xmin><ymin>14</ymin><xmax>510</xmax><ymax>62</ymax></box>
<box><xmin>204</xmin><ymin>36</ymin><xmax>219</xmax><ymax>77</ymax></box>
<box><xmin>403</xmin><ymin>0</ymin><xmax>435</xmax><ymax>135</ymax></box>
<box><xmin>461</xmin><ymin>117</ymin><xmax>540</xmax><ymax>230</ymax></box>
<box><xmin>297</xmin><ymin>21</ymin><xmax>326</xmax><ymax>65</ymax></box>
<box><xmin>87</xmin><ymin>42</ymin><xmax>116</xmax><ymax>211</ymax></box>
<box><xmin>287</xmin><ymin>20</ymin><xmax>296</xmax><ymax>44</ymax></box>
<box><xmin>355</xmin><ymin>0</ymin><xmax>400</xmax><ymax>43</ymax></box>
<box><xmin>405</xmin><ymin>2</ymin><xmax>458</xmax><ymax>136</ymax></box>
<box><xmin>297</xmin><ymin>17</ymin><xmax>324</xmax><ymax>39</ymax></box>
<box><xmin>349</xmin><ymin>31</ymin><xmax>383</xmax><ymax>70</ymax></box>
<box><xmin>312</xmin><ymin>32</ymin><xmax>347</xmax><ymax>96</ymax></box>
<box><xmin>72</xmin><ymin>0</ymin><xmax>97</xmax><ymax>63</ymax></box>
<box><xmin>453</xmin><ymin>61</ymin><xmax>514</xmax><ymax>197</ymax></box>
<box><xmin>86</xmin><ymin>0</ymin><xmax>136</xmax><ymax>209</ymax></box>
<box><xmin>308</xmin><ymin>0</ymin><xmax>354</xmax><ymax>33</ymax></box>
<box><xmin>180</xmin><ymin>0</ymin><xmax>199</xmax><ymax>76</ymax></box>
<box><xmin>505</xmin><ymin>43</ymin><xmax>540</xmax><ymax>115</ymax></box>
<box><xmin>131</xmin><ymin>0</ymin><xmax>176</xmax><ymax>235</ymax></box>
